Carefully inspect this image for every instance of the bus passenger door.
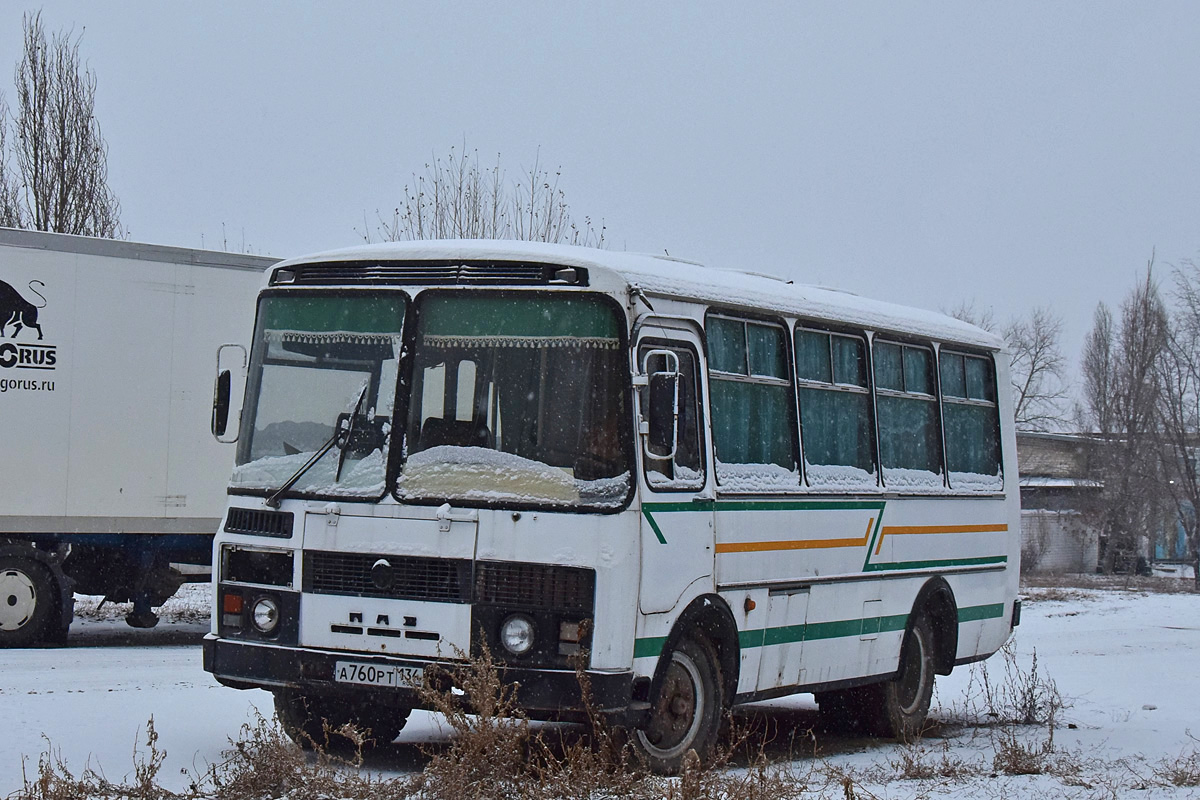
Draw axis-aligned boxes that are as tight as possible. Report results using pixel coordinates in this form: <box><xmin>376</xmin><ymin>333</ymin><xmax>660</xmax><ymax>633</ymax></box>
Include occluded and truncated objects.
<box><xmin>635</xmin><ymin>325</ymin><xmax>715</xmax><ymax>615</ymax></box>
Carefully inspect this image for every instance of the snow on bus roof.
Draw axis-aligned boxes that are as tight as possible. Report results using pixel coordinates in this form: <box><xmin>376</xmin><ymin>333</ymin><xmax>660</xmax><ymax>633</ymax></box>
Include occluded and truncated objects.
<box><xmin>278</xmin><ymin>239</ymin><xmax>1001</xmax><ymax>350</ymax></box>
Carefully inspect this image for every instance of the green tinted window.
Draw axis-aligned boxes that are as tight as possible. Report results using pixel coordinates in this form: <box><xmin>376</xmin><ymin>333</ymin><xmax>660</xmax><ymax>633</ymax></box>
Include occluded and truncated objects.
<box><xmin>797</xmin><ymin>386</ymin><xmax>875</xmax><ymax>473</ymax></box>
<box><xmin>904</xmin><ymin>347</ymin><xmax>933</xmax><ymax>395</ymax></box>
<box><xmin>874</xmin><ymin>342</ymin><xmax>903</xmax><ymax>390</ymax></box>
<box><xmin>710</xmin><ymin>380</ymin><xmax>796</xmax><ymax>468</ymax></box>
<box><xmin>707</xmin><ymin>314</ymin><xmax>798</xmax><ymax>478</ymax></box>
<box><xmin>707</xmin><ymin>317</ymin><xmax>747</xmax><ymax>374</ymax></box>
<box><xmin>940</xmin><ymin>352</ymin><xmax>966</xmax><ymax>398</ymax></box>
<box><xmin>795</xmin><ymin>330</ymin><xmax>833</xmax><ymax>383</ymax></box>
<box><xmin>877</xmin><ymin>395</ymin><xmax>942</xmax><ymax>474</ymax></box>
<box><xmin>874</xmin><ymin>339</ymin><xmax>943</xmax><ymax>482</ymax></box>
<box><xmin>942</xmin><ymin>351</ymin><xmax>1001</xmax><ymax>481</ymax></box>
<box><xmin>965</xmin><ymin>356</ymin><xmax>995</xmax><ymax>401</ymax></box>
<box><xmin>794</xmin><ymin>328</ymin><xmax>876</xmax><ymax>479</ymax></box>
<box><xmin>945</xmin><ymin>403</ymin><xmax>1001</xmax><ymax>476</ymax></box>
<box><xmin>832</xmin><ymin>335</ymin><xmax>867</xmax><ymax>387</ymax></box>
<box><xmin>747</xmin><ymin>322</ymin><xmax>787</xmax><ymax>378</ymax></box>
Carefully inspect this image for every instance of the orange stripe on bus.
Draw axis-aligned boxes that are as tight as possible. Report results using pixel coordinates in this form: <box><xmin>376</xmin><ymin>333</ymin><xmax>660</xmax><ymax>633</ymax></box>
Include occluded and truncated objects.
<box><xmin>881</xmin><ymin>524</ymin><xmax>1008</xmax><ymax>535</ymax></box>
<box><xmin>875</xmin><ymin>523</ymin><xmax>1007</xmax><ymax>556</ymax></box>
<box><xmin>716</xmin><ymin>518</ymin><xmax>875</xmax><ymax>554</ymax></box>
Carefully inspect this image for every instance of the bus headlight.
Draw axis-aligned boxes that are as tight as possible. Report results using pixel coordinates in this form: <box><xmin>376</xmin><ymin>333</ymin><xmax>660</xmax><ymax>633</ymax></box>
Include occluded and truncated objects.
<box><xmin>499</xmin><ymin>614</ymin><xmax>535</xmax><ymax>656</ymax></box>
<box><xmin>251</xmin><ymin>596</ymin><xmax>280</xmax><ymax>634</ymax></box>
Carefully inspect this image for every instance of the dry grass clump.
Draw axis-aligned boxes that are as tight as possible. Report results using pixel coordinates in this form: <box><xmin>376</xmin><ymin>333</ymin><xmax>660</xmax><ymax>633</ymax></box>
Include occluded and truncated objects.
<box><xmin>1153</xmin><ymin>743</ymin><xmax>1200</xmax><ymax>787</ymax></box>
<box><xmin>886</xmin><ymin>739</ymin><xmax>981</xmax><ymax>781</ymax></box>
<box><xmin>991</xmin><ymin>725</ymin><xmax>1057</xmax><ymax>776</ymax></box>
<box><xmin>1021</xmin><ymin>572</ymin><xmax>1196</xmax><ymax>595</ymax></box>
<box><xmin>944</xmin><ymin>640</ymin><xmax>1065</xmax><ymax>730</ymax></box>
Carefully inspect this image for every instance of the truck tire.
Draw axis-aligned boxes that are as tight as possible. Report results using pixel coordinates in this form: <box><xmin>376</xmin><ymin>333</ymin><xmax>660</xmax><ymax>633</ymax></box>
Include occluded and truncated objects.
<box><xmin>630</xmin><ymin>634</ymin><xmax>724</xmax><ymax>774</ymax></box>
<box><xmin>273</xmin><ymin>689</ymin><xmax>411</xmax><ymax>751</ymax></box>
<box><xmin>817</xmin><ymin>614</ymin><xmax>936</xmax><ymax>739</ymax></box>
<box><xmin>878</xmin><ymin>613</ymin><xmax>935</xmax><ymax>739</ymax></box>
<box><xmin>0</xmin><ymin>558</ymin><xmax>54</xmax><ymax>647</ymax></box>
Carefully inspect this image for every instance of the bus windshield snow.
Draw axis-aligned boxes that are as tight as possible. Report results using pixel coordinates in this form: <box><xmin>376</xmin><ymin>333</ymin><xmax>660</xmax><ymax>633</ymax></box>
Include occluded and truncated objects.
<box><xmin>397</xmin><ymin>292</ymin><xmax>632</xmax><ymax>511</ymax></box>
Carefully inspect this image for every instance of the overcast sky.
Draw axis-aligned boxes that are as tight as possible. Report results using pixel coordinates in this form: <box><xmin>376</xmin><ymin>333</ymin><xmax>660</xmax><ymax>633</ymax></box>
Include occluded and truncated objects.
<box><xmin>3</xmin><ymin>2</ymin><xmax>1199</xmax><ymax>381</ymax></box>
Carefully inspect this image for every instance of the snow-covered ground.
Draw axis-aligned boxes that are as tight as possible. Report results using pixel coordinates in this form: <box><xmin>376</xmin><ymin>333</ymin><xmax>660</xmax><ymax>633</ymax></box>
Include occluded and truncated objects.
<box><xmin>1</xmin><ymin>581</ymin><xmax>1197</xmax><ymax>796</ymax></box>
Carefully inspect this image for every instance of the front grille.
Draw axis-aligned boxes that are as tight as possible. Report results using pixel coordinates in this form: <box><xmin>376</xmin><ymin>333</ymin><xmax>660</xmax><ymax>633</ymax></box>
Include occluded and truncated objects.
<box><xmin>225</xmin><ymin>508</ymin><xmax>293</xmax><ymax>538</ymax></box>
<box><xmin>475</xmin><ymin>562</ymin><xmax>595</xmax><ymax>613</ymax></box>
<box><xmin>304</xmin><ymin>551</ymin><xmax>471</xmax><ymax>602</ymax></box>
<box><xmin>272</xmin><ymin>261</ymin><xmax>588</xmax><ymax>287</ymax></box>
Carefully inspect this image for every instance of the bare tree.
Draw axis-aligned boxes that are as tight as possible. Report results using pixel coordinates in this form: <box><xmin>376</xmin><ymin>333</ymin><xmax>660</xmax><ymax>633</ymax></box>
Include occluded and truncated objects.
<box><xmin>1081</xmin><ymin>303</ymin><xmax>1116</xmax><ymax>436</ymax></box>
<box><xmin>1079</xmin><ymin>265</ymin><xmax>1170</xmax><ymax>573</ymax></box>
<box><xmin>1005</xmin><ymin>307</ymin><xmax>1069</xmax><ymax>431</ymax></box>
<box><xmin>1155</xmin><ymin>258</ymin><xmax>1200</xmax><ymax>587</ymax></box>
<box><xmin>946</xmin><ymin>302</ymin><xmax>1068</xmax><ymax>431</ymax></box>
<box><xmin>363</xmin><ymin>144</ymin><xmax>603</xmax><ymax>246</ymax></box>
<box><xmin>0</xmin><ymin>97</ymin><xmax>19</xmax><ymax>227</ymax></box>
<box><xmin>0</xmin><ymin>12</ymin><xmax>121</xmax><ymax>237</ymax></box>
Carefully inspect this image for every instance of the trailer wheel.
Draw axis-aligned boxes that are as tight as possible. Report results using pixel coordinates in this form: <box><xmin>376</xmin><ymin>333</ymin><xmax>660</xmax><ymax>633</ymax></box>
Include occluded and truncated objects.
<box><xmin>0</xmin><ymin>559</ymin><xmax>54</xmax><ymax>647</ymax></box>
<box><xmin>273</xmin><ymin>690</ymin><xmax>411</xmax><ymax>752</ymax></box>
<box><xmin>630</xmin><ymin>635</ymin><xmax>724</xmax><ymax>774</ymax></box>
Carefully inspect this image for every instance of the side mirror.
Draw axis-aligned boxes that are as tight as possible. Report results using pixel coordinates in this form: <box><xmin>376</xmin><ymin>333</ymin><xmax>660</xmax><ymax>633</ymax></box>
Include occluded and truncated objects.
<box><xmin>213</xmin><ymin>343</ymin><xmax>247</xmax><ymax>443</ymax></box>
<box><xmin>212</xmin><ymin>370</ymin><xmax>232</xmax><ymax>437</ymax></box>
<box><xmin>639</xmin><ymin>349</ymin><xmax>680</xmax><ymax>461</ymax></box>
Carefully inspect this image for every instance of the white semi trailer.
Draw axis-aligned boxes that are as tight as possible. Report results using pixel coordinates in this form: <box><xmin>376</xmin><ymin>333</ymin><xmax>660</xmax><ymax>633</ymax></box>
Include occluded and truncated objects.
<box><xmin>0</xmin><ymin>228</ymin><xmax>277</xmax><ymax>645</ymax></box>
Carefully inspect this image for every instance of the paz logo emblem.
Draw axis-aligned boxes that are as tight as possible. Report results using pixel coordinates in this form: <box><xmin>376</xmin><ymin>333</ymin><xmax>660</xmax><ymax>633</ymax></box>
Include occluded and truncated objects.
<box><xmin>0</xmin><ymin>278</ymin><xmax>56</xmax><ymax>370</ymax></box>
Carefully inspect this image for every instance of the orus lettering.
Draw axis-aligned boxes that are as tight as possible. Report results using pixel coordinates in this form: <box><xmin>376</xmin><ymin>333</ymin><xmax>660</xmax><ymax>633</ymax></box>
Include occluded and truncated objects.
<box><xmin>0</xmin><ymin>342</ymin><xmax>56</xmax><ymax>369</ymax></box>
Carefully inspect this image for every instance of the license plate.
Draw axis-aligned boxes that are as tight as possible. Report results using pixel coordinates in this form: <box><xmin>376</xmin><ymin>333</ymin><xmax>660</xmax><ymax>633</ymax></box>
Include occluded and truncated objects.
<box><xmin>333</xmin><ymin>660</ymin><xmax>423</xmax><ymax>688</ymax></box>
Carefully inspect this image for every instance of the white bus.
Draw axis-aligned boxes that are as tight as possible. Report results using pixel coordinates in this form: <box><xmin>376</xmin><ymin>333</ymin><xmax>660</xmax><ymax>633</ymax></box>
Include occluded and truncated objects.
<box><xmin>202</xmin><ymin>241</ymin><xmax>1020</xmax><ymax>772</ymax></box>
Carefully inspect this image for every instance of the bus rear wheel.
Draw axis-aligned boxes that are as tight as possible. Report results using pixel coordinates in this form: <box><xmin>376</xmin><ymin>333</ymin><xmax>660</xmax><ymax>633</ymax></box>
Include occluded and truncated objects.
<box><xmin>816</xmin><ymin>614</ymin><xmax>936</xmax><ymax>739</ymax></box>
<box><xmin>879</xmin><ymin>613</ymin><xmax>935</xmax><ymax>739</ymax></box>
<box><xmin>630</xmin><ymin>635</ymin><xmax>723</xmax><ymax>774</ymax></box>
<box><xmin>273</xmin><ymin>689</ymin><xmax>411</xmax><ymax>751</ymax></box>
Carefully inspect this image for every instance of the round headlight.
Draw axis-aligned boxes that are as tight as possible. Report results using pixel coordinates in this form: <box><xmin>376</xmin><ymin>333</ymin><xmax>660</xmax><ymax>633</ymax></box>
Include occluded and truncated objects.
<box><xmin>499</xmin><ymin>614</ymin><xmax>535</xmax><ymax>656</ymax></box>
<box><xmin>252</xmin><ymin>597</ymin><xmax>280</xmax><ymax>633</ymax></box>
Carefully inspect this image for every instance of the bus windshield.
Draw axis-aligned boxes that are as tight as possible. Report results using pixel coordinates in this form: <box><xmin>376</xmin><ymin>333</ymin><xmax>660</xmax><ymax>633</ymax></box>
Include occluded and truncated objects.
<box><xmin>232</xmin><ymin>294</ymin><xmax>406</xmax><ymax>497</ymax></box>
<box><xmin>397</xmin><ymin>292</ymin><xmax>632</xmax><ymax>511</ymax></box>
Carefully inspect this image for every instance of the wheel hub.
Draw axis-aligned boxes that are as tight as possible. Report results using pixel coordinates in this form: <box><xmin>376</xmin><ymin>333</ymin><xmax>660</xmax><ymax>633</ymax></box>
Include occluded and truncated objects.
<box><xmin>640</xmin><ymin>651</ymin><xmax>703</xmax><ymax>754</ymax></box>
<box><xmin>0</xmin><ymin>569</ymin><xmax>37</xmax><ymax>631</ymax></box>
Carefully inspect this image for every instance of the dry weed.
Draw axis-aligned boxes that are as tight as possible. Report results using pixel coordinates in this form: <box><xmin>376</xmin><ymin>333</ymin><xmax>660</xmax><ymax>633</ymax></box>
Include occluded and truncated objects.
<box><xmin>887</xmin><ymin>739</ymin><xmax>981</xmax><ymax>781</ymax></box>
<box><xmin>1153</xmin><ymin>746</ymin><xmax>1200</xmax><ymax>787</ymax></box>
<box><xmin>991</xmin><ymin>725</ymin><xmax>1056</xmax><ymax>775</ymax></box>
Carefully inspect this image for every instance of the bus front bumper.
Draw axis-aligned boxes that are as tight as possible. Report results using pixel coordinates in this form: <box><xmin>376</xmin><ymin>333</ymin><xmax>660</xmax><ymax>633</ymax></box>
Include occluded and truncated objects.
<box><xmin>202</xmin><ymin>635</ymin><xmax>643</xmax><ymax>725</ymax></box>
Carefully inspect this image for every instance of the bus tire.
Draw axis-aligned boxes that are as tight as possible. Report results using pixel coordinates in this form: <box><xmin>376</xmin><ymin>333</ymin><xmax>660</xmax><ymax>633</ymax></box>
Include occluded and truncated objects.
<box><xmin>631</xmin><ymin>634</ymin><xmax>723</xmax><ymax>774</ymax></box>
<box><xmin>878</xmin><ymin>613</ymin><xmax>935</xmax><ymax>739</ymax></box>
<box><xmin>273</xmin><ymin>690</ymin><xmax>411</xmax><ymax>751</ymax></box>
<box><xmin>0</xmin><ymin>558</ymin><xmax>54</xmax><ymax>647</ymax></box>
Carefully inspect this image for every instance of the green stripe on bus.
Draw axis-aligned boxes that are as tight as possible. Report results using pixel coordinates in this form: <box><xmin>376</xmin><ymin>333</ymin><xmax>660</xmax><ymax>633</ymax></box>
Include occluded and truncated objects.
<box><xmin>640</xmin><ymin>508</ymin><xmax>669</xmax><ymax>544</ymax></box>
<box><xmin>634</xmin><ymin>603</ymin><xmax>1004</xmax><ymax>659</ymax></box>
<box><xmin>957</xmin><ymin>602</ymin><xmax>1006</xmax><ymax>622</ymax></box>
<box><xmin>642</xmin><ymin>500</ymin><xmax>886</xmax><ymax>513</ymax></box>
<box><xmin>634</xmin><ymin>636</ymin><xmax>668</xmax><ymax>659</ymax></box>
<box><xmin>864</xmin><ymin>555</ymin><xmax>1008</xmax><ymax>572</ymax></box>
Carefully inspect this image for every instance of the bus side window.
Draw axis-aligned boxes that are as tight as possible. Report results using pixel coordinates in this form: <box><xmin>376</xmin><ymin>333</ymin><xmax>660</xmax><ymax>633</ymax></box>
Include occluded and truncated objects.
<box><xmin>874</xmin><ymin>340</ymin><xmax>944</xmax><ymax>488</ymax></box>
<box><xmin>940</xmin><ymin>350</ymin><xmax>1002</xmax><ymax>489</ymax></box>
<box><xmin>794</xmin><ymin>328</ymin><xmax>878</xmax><ymax>487</ymax></box>
<box><xmin>640</xmin><ymin>346</ymin><xmax>705</xmax><ymax>491</ymax></box>
<box><xmin>705</xmin><ymin>314</ymin><xmax>799</xmax><ymax>489</ymax></box>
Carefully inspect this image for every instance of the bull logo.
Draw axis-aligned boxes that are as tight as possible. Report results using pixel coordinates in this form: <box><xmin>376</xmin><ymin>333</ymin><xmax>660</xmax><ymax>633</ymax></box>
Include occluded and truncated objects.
<box><xmin>0</xmin><ymin>279</ymin><xmax>46</xmax><ymax>340</ymax></box>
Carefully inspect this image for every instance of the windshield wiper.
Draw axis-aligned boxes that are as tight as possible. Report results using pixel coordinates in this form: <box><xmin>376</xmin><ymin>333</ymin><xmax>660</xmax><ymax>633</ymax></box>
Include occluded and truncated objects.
<box><xmin>265</xmin><ymin>383</ymin><xmax>369</xmax><ymax>509</ymax></box>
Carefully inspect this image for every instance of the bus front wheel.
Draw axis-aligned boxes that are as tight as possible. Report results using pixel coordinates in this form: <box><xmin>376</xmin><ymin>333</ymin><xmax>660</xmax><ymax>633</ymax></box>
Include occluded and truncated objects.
<box><xmin>631</xmin><ymin>635</ymin><xmax>724</xmax><ymax>774</ymax></box>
